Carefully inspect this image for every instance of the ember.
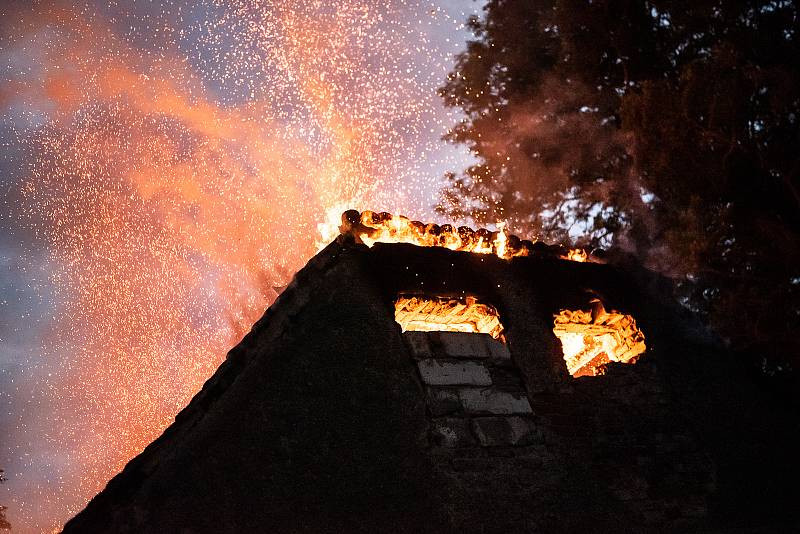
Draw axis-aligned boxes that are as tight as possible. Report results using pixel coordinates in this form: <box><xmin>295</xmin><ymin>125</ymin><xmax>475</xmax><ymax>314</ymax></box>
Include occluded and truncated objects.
<box><xmin>553</xmin><ymin>299</ymin><xmax>646</xmax><ymax>377</ymax></box>
<box><xmin>321</xmin><ymin>208</ymin><xmax>590</xmax><ymax>261</ymax></box>
<box><xmin>395</xmin><ymin>295</ymin><xmax>505</xmax><ymax>340</ymax></box>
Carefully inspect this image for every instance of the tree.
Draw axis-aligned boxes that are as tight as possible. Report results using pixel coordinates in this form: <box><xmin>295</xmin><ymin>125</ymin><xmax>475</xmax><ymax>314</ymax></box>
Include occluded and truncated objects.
<box><xmin>440</xmin><ymin>0</ymin><xmax>800</xmax><ymax>387</ymax></box>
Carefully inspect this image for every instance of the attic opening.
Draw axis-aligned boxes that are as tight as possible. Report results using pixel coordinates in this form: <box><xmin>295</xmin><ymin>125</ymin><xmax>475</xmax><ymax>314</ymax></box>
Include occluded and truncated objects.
<box><xmin>553</xmin><ymin>299</ymin><xmax>646</xmax><ymax>377</ymax></box>
<box><xmin>394</xmin><ymin>295</ymin><xmax>505</xmax><ymax>341</ymax></box>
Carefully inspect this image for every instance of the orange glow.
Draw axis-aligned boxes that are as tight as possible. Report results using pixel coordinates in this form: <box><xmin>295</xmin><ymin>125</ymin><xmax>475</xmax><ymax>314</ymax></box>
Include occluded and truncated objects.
<box><xmin>553</xmin><ymin>300</ymin><xmax>646</xmax><ymax>377</ymax></box>
<box><xmin>320</xmin><ymin>208</ymin><xmax>591</xmax><ymax>262</ymax></box>
<box><xmin>395</xmin><ymin>295</ymin><xmax>505</xmax><ymax>340</ymax></box>
<box><xmin>325</xmin><ymin>209</ymin><xmax>526</xmax><ymax>259</ymax></box>
<box><xmin>563</xmin><ymin>248</ymin><xmax>589</xmax><ymax>262</ymax></box>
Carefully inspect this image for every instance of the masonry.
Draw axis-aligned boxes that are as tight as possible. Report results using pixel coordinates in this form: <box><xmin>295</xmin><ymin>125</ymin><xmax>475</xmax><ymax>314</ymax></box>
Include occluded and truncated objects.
<box><xmin>409</xmin><ymin>331</ymin><xmax>534</xmax><ymax>445</ymax></box>
<box><xmin>62</xmin><ymin>235</ymin><xmax>800</xmax><ymax>533</ymax></box>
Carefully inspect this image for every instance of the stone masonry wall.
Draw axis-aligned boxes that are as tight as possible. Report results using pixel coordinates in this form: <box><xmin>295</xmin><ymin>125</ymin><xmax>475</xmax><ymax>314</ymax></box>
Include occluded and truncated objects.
<box><xmin>405</xmin><ymin>331</ymin><xmax>536</xmax><ymax>449</ymax></box>
<box><xmin>404</xmin><ymin>330</ymin><xmax>555</xmax><ymax>532</ymax></box>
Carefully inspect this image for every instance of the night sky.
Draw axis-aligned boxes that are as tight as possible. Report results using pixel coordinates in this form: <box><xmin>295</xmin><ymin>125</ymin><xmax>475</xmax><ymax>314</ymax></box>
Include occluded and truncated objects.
<box><xmin>0</xmin><ymin>1</ymin><xmax>481</xmax><ymax>531</ymax></box>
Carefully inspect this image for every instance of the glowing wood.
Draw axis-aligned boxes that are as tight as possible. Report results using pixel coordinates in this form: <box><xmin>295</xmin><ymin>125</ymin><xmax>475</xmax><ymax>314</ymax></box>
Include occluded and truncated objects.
<box><xmin>395</xmin><ymin>295</ymin><xmax>505</xmax><ymax>340</ymax></box>
<box><xmin>318</xmin><ymin>208</ymin><xmax>590</xmax><ymax>262</ymax></box>
<box><xmin>553</xmin><ymin>304</ymin><xmax>646</xmax><ymax>377</ymax></box>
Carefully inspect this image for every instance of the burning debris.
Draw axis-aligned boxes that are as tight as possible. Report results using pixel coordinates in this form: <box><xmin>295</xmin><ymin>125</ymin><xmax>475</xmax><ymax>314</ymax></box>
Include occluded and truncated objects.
<box><xmin>395</xmin><ymin>295</ymin><xmax>505</xmax><ymax>340</ymax></box>
<box><xmin>324</xmin><ymin>209</ymin><xmax>589</xmax><ymax>261</ymax></box>
<box><xmin>564</xmin><ymin>248</ymin><xmax>589</xmax><ymax>262</ymax></box>
<box><xmin>553</xmin><ymin>299</ymin><xmax>646</xmax><ymax>377</ymax></box>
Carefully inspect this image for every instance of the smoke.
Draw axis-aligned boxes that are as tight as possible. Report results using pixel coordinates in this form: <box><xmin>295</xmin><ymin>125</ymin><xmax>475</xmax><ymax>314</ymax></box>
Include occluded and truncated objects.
<box><xmin>442</xmin><ymin>72</ymin><xmax>656</xmax><ymax>252</ymax></box>
<box><xmin>494</xmin><ymin>77</ymin><xmax>630</xmax><ymax>202</ymax></box>
<box><xmin>483</xmin><ymin>75</ymin><xmax>636</xmax><ymax>245</ymax></box>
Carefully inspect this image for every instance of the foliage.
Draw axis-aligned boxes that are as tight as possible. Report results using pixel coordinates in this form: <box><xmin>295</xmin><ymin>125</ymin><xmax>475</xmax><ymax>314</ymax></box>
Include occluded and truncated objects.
<box><xmin>440</xmin><ymin>0</ymin><xmax>800</xmax><ymax>384</ymax></box>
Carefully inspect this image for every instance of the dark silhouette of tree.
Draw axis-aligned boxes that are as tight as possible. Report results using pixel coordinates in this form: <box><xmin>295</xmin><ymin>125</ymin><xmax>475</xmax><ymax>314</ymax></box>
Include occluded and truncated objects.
<box><xmin>440</xmin><ymin>0</ymin><xmax>800</xmax><ymax>387</ymax></box>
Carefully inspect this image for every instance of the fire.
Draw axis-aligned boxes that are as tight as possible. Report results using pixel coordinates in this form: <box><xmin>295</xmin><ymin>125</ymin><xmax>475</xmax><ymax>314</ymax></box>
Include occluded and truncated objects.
<box><xmin>325</xmin><ymin>209</ymin><xmax>591</xmax><ymax>261</ymax></box>
<box><xmin>395</xmin><ymin>295</ymin><xmax>505</xmax><ymax>340</ymax></box>
<box><xmin>553</xmin><ymin>299</ymin><xmax>646</xmax><ymax>377</ymax></box>
<box><xmin>564</xmin><ymin>248</ymin><xmax>589</xmax><ymax>262</ymax></box>
<box><xmin>342</xmin><ymin>209</ymin><xmax>524</xmax><ymax>259</ymax></box>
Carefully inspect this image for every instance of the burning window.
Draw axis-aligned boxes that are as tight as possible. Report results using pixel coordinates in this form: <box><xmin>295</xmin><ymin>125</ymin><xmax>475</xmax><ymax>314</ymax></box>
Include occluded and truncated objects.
<box><xmin>553</xmin><ymin>299</ymin><xmax>646</xmax><ymax>377</ymax></box>
<box><xmin>394</xmin><ymin>295</ymin><xmax>505</xmax><ymax>340</ymax></box>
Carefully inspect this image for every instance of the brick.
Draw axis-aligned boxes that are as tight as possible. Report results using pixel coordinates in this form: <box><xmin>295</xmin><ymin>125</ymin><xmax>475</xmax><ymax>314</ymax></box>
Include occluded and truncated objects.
<box><xmin>418</xmin><ymin>359</ymin><xmax>492</xmax><ymax>386</ymax></box>
<box><xmin>471</xmin><ymin>416</ymin><xmax>542</xmax><ymax>447</ymax></box>
<box><xmin>485</xmin><ymin>338</ymin><xmax>511</xmax><ymax>359</ymax></box>
<box><xmin>436</xmin><ymin>332</ymin><xmax>490</xmax><ymax>358</ymax></box>
<box><xmin>458</xmin><ymin>388</ymin><xmax>532</xmax><ymax>415</ymax></box>
<box><xmin>430</xmin><ymin>417</ymin><xmax>475</xmax><ymax>448</ymax></box>
<box><xmin>426</xmin><ymin>387</ymin><xmax>461</xmax><ymax>416</ymax></box>
<box><xmin>403</xmin><ymin>331</ymin><xmax>432</xmax><ymax>358</ymax></box>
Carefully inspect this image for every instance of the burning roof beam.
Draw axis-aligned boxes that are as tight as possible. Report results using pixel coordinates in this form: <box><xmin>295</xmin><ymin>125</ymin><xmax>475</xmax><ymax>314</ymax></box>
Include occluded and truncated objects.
<box><xmin>327</xmin><ymin>209</ymin><xmax>589</xmax><ymax>262</ymax></box>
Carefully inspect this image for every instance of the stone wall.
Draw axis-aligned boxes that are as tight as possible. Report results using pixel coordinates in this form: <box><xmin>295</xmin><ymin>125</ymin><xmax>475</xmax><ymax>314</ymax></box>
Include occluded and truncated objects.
<box><xmin>406</xmin><ymin>331</ymin><xmax>535</xmax><ymax>448</ymax></box>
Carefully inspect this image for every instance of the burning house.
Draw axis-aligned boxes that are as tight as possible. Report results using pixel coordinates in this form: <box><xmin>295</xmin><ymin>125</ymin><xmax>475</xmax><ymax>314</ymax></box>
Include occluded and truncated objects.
<box><xmin>63</xmin><ymin>211</ymin><xmax>799</xmax><ymax>533</ymax></box>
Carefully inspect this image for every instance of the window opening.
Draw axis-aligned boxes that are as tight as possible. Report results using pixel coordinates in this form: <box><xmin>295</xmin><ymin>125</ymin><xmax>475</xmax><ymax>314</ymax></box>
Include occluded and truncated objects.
<box><xmin>553</xmin><ymin>299</ymin><xmax>646</xmax><ymax>377</ymax></box>
<box><xmin>395</xmin><ymin>295</ymin><xmax>505</xmax><ymax>340</ymax></box>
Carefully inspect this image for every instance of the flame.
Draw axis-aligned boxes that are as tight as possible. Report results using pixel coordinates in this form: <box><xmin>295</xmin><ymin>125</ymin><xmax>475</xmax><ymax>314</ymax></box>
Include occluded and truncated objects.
<box><xmin>553</xmin><ymin>300</ymin><xmax>646</xmax><ymax>377</ymax></box>
<box><xmin>316</xmin><ymin>202</ymin><xmax>354</xmax><ymax>251</ymax></box>
<box><xmin>395</xmin><ymin>295</ymin><xmax>505</xmax><ymax>340</ymax></box>
<box><xmin>352</xmin><ymin>209</ymin><xmax>524</xmax><ymax>258</ymax></box>
<box><xmin>494</xmin><ymin>221</ymin><xmax>509</xmax><ymax>259</ymax></box>
<box><xmin>564</xmin><ymin>248</ymin><xmax>589</xmax><ymax>262</ymax></box>
<box><xmin>320</xmin><ymin>209</ymin><xmax>593</xmax><ymax>262</ymax></box>
<box><xmin>320</xmin><ymin>208</ymin><xmax>527</xmax><ymax>259</ymax></box>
